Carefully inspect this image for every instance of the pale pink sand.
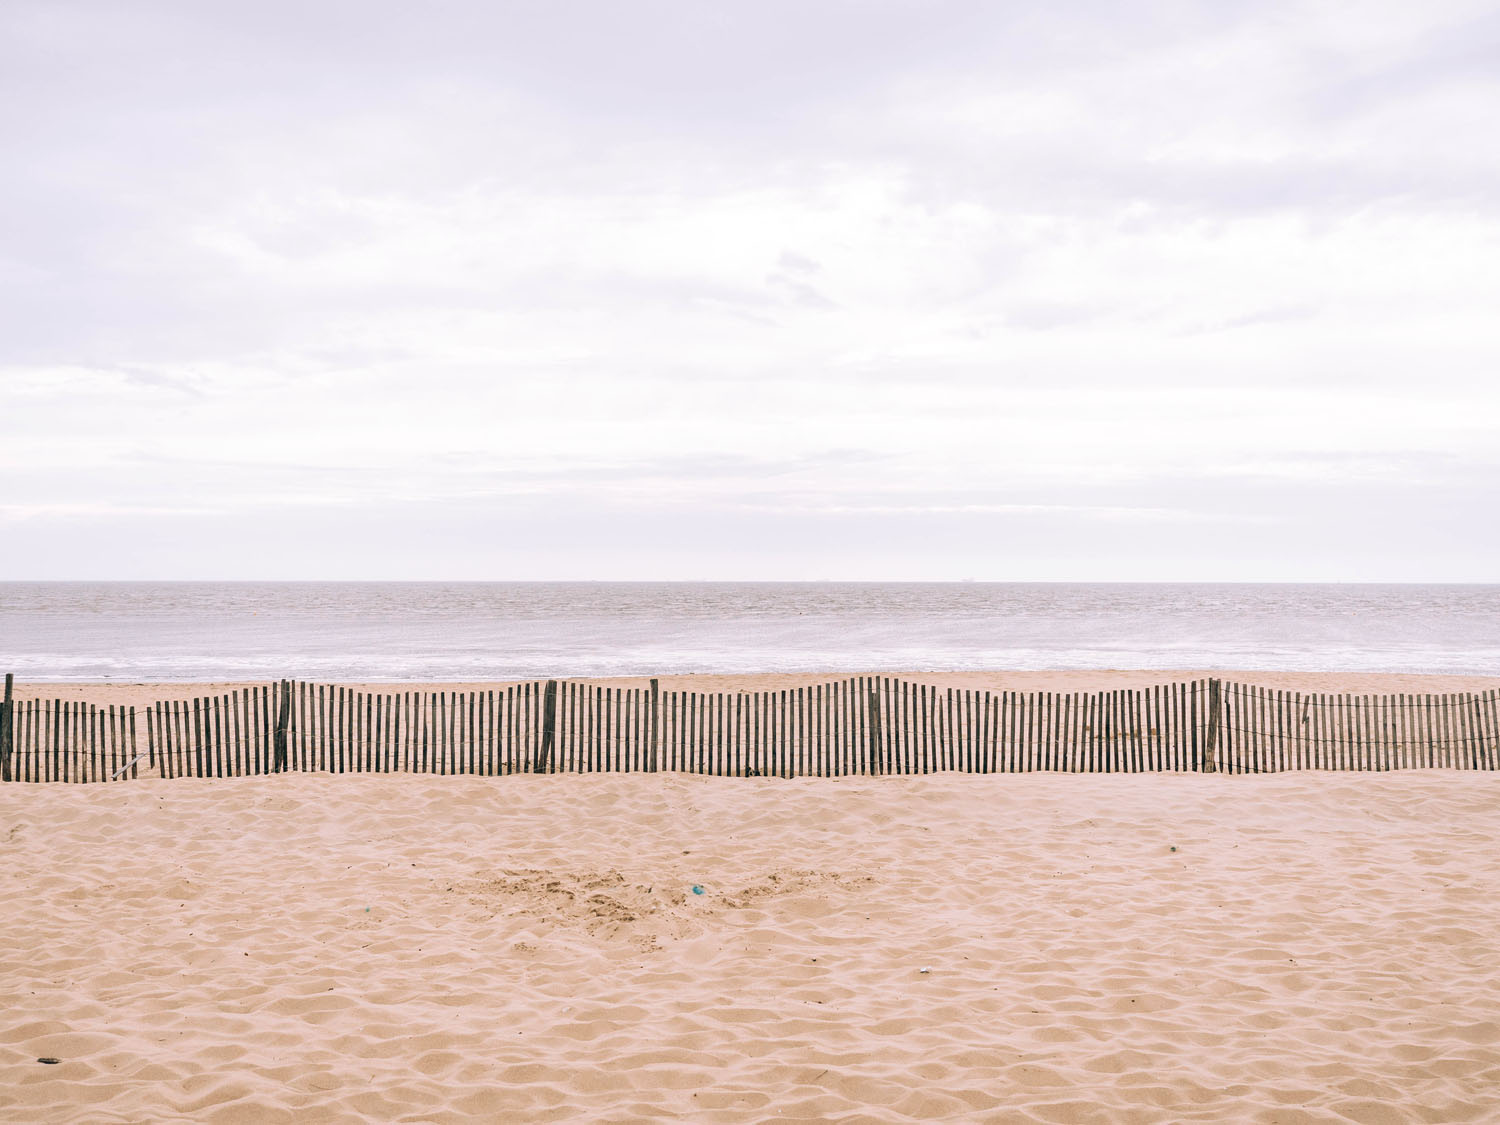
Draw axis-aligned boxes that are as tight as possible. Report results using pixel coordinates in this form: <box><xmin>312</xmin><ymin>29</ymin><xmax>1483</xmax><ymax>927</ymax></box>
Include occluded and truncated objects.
<box><xmin>4</xmin><ymin>771</ymin><xmax>1500</xmax><ymax>1123</ymax></box>
<box><xmin>16</xmin><ymin>668</ymin><xmax>1500</xmax><ymax>707</ymax></box>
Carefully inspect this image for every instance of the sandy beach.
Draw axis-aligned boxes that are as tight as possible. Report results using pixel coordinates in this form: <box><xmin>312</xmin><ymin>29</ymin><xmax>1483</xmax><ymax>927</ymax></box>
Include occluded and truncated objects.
<box><xmin>15</xmin><ymin>668</ymin><xmax>1500</xmax><ymax>707</ymax></box>
<box><xmin>4</xmin><ymin>676</ymin><xmax>1500</xmax><ymax>1123</ymax></box>
<box><xmin>10</xmin><ymin>0</ymin><xmax>1498</xmax><ymax>1115</ymax></box>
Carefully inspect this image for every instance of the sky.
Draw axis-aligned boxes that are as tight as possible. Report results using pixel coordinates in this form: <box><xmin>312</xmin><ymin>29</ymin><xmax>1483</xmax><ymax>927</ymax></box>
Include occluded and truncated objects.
<box><xmin>3</xmin><ymin>0</ymin><xmax>1497</xmax><ymax>581</ymax></box>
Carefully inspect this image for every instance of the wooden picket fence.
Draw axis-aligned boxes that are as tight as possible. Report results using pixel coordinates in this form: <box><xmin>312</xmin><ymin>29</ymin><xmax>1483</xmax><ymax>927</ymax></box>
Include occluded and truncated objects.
<box><xmin>1</xmin><ymin>675</ymin><xmax>1498</xmax><ymax>784</ymax></box>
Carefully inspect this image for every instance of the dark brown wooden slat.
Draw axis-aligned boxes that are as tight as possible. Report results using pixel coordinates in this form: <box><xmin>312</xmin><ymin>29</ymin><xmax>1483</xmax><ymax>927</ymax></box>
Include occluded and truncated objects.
<box><xmin>1446</xmin><ymin>693</ymin><xmax>1458</xmax><ymax>774</ymax></box>
<box><xmin>1484</xmin><ymin>690</ymin><xmax>1499</xmax><ymax>770</ymax></box>
<box><xmin>1032</xmin><ymin>690</ymin><xmax>1044</xmax><ymax>773</ymax></box>
<box><xmin>1379</xmin><ymin>693</ymin><xmax>1393</xmax><ymax>772</ymax></box>
<box><xmin>1101</xmin><ymin>690</ymin><xmax>1113</xmax><ymax>774</ymax></box>
<box><xmin>414</xmin><ymin>691</ymin><xmax>426</xmax><ymax>774</ymax></box>
<box><xmin>552</xmin><ymin>685</ymin><xmax>562</xmax><ymax>775</ymax></box>
<box><xmin>380</xmin><ymin>689</ymin><xmax>391</xmax><ymax>774</ymax></box>
<box><xmin>1173</xmin><ymin>681</ymin><xmax>1185</xmax><ymax>772</ymax></box>
<box><xmin>1439</xmin><ymin>693</ymin><xmax>1453</xmax><ymax>770</ymax></box>
<box><xmin>1204</xmin><ymin>679</ymin><xmax>1222</xmax><ymax>774</ymax></box>
<box><xmin>1240</xmin><ymin>684</ymin><xmax>1252</xmax><ymax>775</ymax></box>
<box><xmin>1448</xmin><ymin>693</ymin><xmax>1462</xmax><ymax>770</ymax></box>
<box><xmin>300</xmin><ymin>684</ymin><xmax>312</xmax><ymax>774</ymax></box>
<box><xmin>174</xmin><ymin>699</ymin><xmax>189</xmax><ymax>781</ymax></box>
<box><xmin>1265</xmin><ymin>686</ymin><xmax>1277</xmax><ymax>774</ymax></box>
<box><xmin>1131</xmin><ymin>689</ymin><xmax>1144</xmax><ymax>773</ymax></box>
<box><xmin>19</xmin><ymin>694</ymin><xmax>30</xmax><ymax>783</ymax></box>
<box><xmin>595</xmin><ymin>685</ymin><xmax>605</xmax><ymax>774</ymax></box>
<box><xmin>716</xmin><ymin>690</ymin><xmax>727</xmax><ymax>777</ymax></box>
<box><xmin>1470</xmin><ymin>691</ymin><xmax>1486</xmax><ymax>770</ymax></box>
<box><xmin>665</xmin><ymin>688</ymin><xmax>676</xmax><ymax>774</ymax></box>
<box><xmin>25</xmin><ymin>699</ymin><xmax>36</xmax><ymax>782</ymax></box>
<box><xmin>1408</xmin><ymin>692</ymin><xmax>1422</xmax><ymax>771</ymax></box>
<box><xmin>0</xmin><ymin>674</ymin><xmax>11</xmax><ymax>784</ymax></box>
<box><xmin>1144</xmin><ymin>686</ymin><xmax>1157</xmax><ymax>772</ymax></box>
<box><xmin>59</xmin><ymin>701</ymin><xmax>70</xmax><ymax>783</ymax></box>
<box><xmin>155</xmin><ymin>700</ymin><xmax>167</xmax><ymax>781</ymax></box>
<box><xmin>609</xmin><ymin>686</ymin><xmax>620</xmax><ymax>773</ymax></box>
<box><xmin>1460</xmin><ymin>693</ymin><xmax>1477</xmax><ymax>771</ymax></box>
<box><xmin>818</xmin><ymin>684</ymin><xmax>830</xmax><ymax>779</ymax></box>
<box><xmin>978</xmin><ymin>689</ymin><xmax>990</xmax><ymax>774</ymax></box>
<box><xmin>1275</xmin><ymin>686</ymin><xmax>1287</xmax><ymax>774</ymax></box>
<box><xmin>1246</xmin><ymin>686</ymin><xmax>1259</xmax><ymax>775</ymax></box>
<box><xmin>86</xmin><ymin>703</ymin><xmax>97</xmax><ymax>783</ymax></box>
<box><xmin>1327</xmin><ymin>692</ymin><xmax>1341</xmax><ymax>771</ymax></box>
<box><xmin>127</xmin><ymin>705</ymin><xmax>138</xmax><ymax>780</ymax></box>
<box><xmin>1116</xmin><ymin>688</ymin><xmax>1128</xmax><ymax>774</ymax></box>
<box><xmin>1015</xmin><ymin>690</ymin><xmax>1026</xmax><ymax>773</ymax></box>
<box><xmin>1373</xmin><ymin>692</ymin><xmax>1387</xmax><ymax>772</ymax></box>
<box><xmin>1482</xmin><ymin>693</ymin><xmax>1494</xmax><ymax>774</ymax></box>
<box><xmin>993</xmin><ymin>690</ymin><xmax>1007</xmax><ymax>773</ymax></box>
<box><xmin>1272</xmin><ymin>688</ymin><xmax>1284</xmax><ymax>773</ymax></box>
<box><xmin>1357</xmin><ymin>694</ymin><xmax>1370</xmax><ymax>772</ymax></box>
<box><xmin>210</xmin><ymin>695</ymin><xmax>222</xmax><ymax>779</ymax></box>
<box><xmin>1065</xmin><ymin>691</ymin><xmax>1079</xmax><ymax>773</ymax></box>
<box><xmin>1450</xmin><ymin>693</ymin><xmax>1467</xmax><ymax>771</ymax></box>
<box><xmin>1186</xmin><ymin>681</ymin><xmax>1198</xmax><ymax>772</ymax></box>
<box><xmin>350</xmin><ymin>689</ymin><xmax>361</xmax><ymax>774</ymax></box>
<box><xmin>12</xmin><ymin>698</ymin><xmax>22</xmax><ymax>782</ymax></box>
<box><xmin>1356</xmin><ymin>696</ymin><xmax>1368</xmax><ymax>774</ymax></box>
<box><xmin>146</xmin><ymin>704</ymin><xmax>159</xmax><ymax>780</ymax></box>
<box><xmin>104</xmin><ymin>704</ymin><xmax>117</xmax><ymax>783</ymax></box>
<box><xmin>1254</xmin><ymin>685</ymin><xmax>1266</xmax><ymax>774</ymax></box>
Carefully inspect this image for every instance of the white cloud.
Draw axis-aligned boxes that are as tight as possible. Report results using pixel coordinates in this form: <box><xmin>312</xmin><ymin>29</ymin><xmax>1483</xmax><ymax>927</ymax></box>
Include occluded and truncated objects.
<box><xmin>1</xmin><ymin>0</ymin><xmax>1497</xmax><ymax>578</ymax></box>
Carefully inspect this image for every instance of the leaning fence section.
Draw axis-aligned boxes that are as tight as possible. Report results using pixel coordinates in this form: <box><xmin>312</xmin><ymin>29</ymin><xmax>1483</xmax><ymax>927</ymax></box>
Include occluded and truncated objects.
<box><xmin>1215</xmin><ymin>681</ymin><xmax>1500</xmax><ymax>773</ymax></box>
<box><xmin>0</xmin><ymin>698</ymin><xmax>142</xmax><ymax>783</ymax></box>
<box><xmin>1</xmin><ymin>676</ymin><xmax>1497</xmax><ymax>783</ymax></box>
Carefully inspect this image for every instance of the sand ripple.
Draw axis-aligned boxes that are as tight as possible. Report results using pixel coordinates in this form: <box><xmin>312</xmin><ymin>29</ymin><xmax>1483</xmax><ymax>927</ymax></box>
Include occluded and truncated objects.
<box><xmin>3</xmin><ymin>773</ymin><xmax>1500</xmax><ymax>1121</ymax></box>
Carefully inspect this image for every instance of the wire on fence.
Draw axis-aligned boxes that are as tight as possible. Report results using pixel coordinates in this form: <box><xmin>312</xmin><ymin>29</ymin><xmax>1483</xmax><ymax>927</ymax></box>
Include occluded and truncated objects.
<box><xmin>1</xmin><ymin>677</ymin><xmax>1496</xmax><ymax>783</ymax></box>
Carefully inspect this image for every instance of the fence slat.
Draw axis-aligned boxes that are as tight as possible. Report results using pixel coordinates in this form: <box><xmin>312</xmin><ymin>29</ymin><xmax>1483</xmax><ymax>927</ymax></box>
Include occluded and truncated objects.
<box><xmin>11</xmin><ymin>677</ymin><xmax>1500</xmax><ymax>784</ymax></box>
<box><xmin>1485</xmin><ymin>691</ymin><xmax>1499</xmax><ymax>771</ymax></box>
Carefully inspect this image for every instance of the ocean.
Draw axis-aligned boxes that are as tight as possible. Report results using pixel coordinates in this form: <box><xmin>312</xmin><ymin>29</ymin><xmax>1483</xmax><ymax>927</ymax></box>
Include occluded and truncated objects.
<box><xmin>3</xmin><ymin>582</ymin><xmax>1497</xmax><ymax>682</ymax></box>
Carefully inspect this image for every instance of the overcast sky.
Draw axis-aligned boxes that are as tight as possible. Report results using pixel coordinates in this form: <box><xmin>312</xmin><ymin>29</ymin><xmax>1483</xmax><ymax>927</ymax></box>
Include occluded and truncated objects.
<box><xmin>3</xmin><ymin>0</ymin><xmax>1497</xmax><ymax>580</ymax></box>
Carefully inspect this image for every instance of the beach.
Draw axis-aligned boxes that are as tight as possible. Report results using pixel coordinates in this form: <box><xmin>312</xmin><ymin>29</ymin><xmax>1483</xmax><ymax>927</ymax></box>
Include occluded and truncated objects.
<box><xmin>16</xmin><ymin>668</ymin><xmax>1500</xmax><ymax>707</ymax></box>
<box><xmin>10</xmin><ymin>0</ymin><xmax>1499</xmax><ymax>1115</ymax></box>
<box><xmin>4</xmin><ymin>672</ymin><xmax>1500</xmax><ymax>1122</ymax></box>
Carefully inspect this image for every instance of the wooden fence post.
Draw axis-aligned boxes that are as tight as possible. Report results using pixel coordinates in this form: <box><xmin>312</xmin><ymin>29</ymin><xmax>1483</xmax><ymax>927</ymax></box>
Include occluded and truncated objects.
<box><xmin>1203</xmin><ymin>678</ymin><xmax>1221</xmax><ymax>773</ymax></box>
<box><xmin>867</xmin><ymin>686</ymin><xmax>882</xmax><ymax>777</ymax></box>
<box><xmin>649</xmin><ymin>678</ymin><xmax>659</xmax><ymax>773</ymax></box>
<box><xmin>274</xmin><ymin>680</ymin><xmax>290</xmax><ymax>773</ymax></box>
<box><xmin>535</xmin><ymin>680</ymin><xmax>558</xmax><ymax>773</ymax></box>
<box><xmin>1</xmin><ymin>673</ymin><xmax>12</xmax><ymax>782</ymax></box>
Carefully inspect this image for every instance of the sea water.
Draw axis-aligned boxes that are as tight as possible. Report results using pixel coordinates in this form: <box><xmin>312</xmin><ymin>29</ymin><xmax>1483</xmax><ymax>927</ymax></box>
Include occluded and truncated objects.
<box><xmin>3</xmin><ymin>582</ymin><xmax>1497</xmax><ymax>682</ymax></box>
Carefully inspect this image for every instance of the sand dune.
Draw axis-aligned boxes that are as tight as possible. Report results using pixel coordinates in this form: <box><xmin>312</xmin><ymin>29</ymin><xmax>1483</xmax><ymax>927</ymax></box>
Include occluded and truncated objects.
<box><xmin>4</xmin><ymin>770</ymin><xmax>1500</xmax><ymax>1122</ymax></box>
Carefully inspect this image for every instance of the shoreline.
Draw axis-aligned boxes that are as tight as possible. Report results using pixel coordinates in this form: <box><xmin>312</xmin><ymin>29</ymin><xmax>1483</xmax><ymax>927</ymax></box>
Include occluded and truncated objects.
<box><xmin>11</xmin><ymin>668</ymin><xmax>1500</xmax><ymax>706</ymax></box>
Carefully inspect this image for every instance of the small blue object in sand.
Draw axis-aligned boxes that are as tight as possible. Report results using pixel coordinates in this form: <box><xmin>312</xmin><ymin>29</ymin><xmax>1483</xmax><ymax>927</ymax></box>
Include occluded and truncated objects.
<box><xmin>691</xmin><ymin>885</ymin><xmax>705</xmax><ymax>895</ymax></box>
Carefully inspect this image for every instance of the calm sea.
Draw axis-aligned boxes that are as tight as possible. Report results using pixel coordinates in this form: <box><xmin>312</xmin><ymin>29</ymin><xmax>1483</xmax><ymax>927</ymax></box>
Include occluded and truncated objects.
<box><xmin>2</xmin><ymin>582</ymin><xmax>1498</xmax><ymax>682</ymax></box>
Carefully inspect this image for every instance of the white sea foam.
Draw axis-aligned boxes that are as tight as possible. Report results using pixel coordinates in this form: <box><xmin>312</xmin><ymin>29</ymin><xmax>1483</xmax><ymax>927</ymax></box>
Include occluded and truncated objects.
<box><xmin>2</xmin><ymin>581</ymin><xmax>1498</xmax><ymax>681</ymax></box>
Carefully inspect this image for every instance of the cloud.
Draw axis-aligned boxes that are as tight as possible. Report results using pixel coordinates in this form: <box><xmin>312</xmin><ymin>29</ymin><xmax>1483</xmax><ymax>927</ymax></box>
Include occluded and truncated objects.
<box><xmin>1</xmin><ymin>0</ymin><xmax>1496</xmax><ymax>578</ymax></box>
